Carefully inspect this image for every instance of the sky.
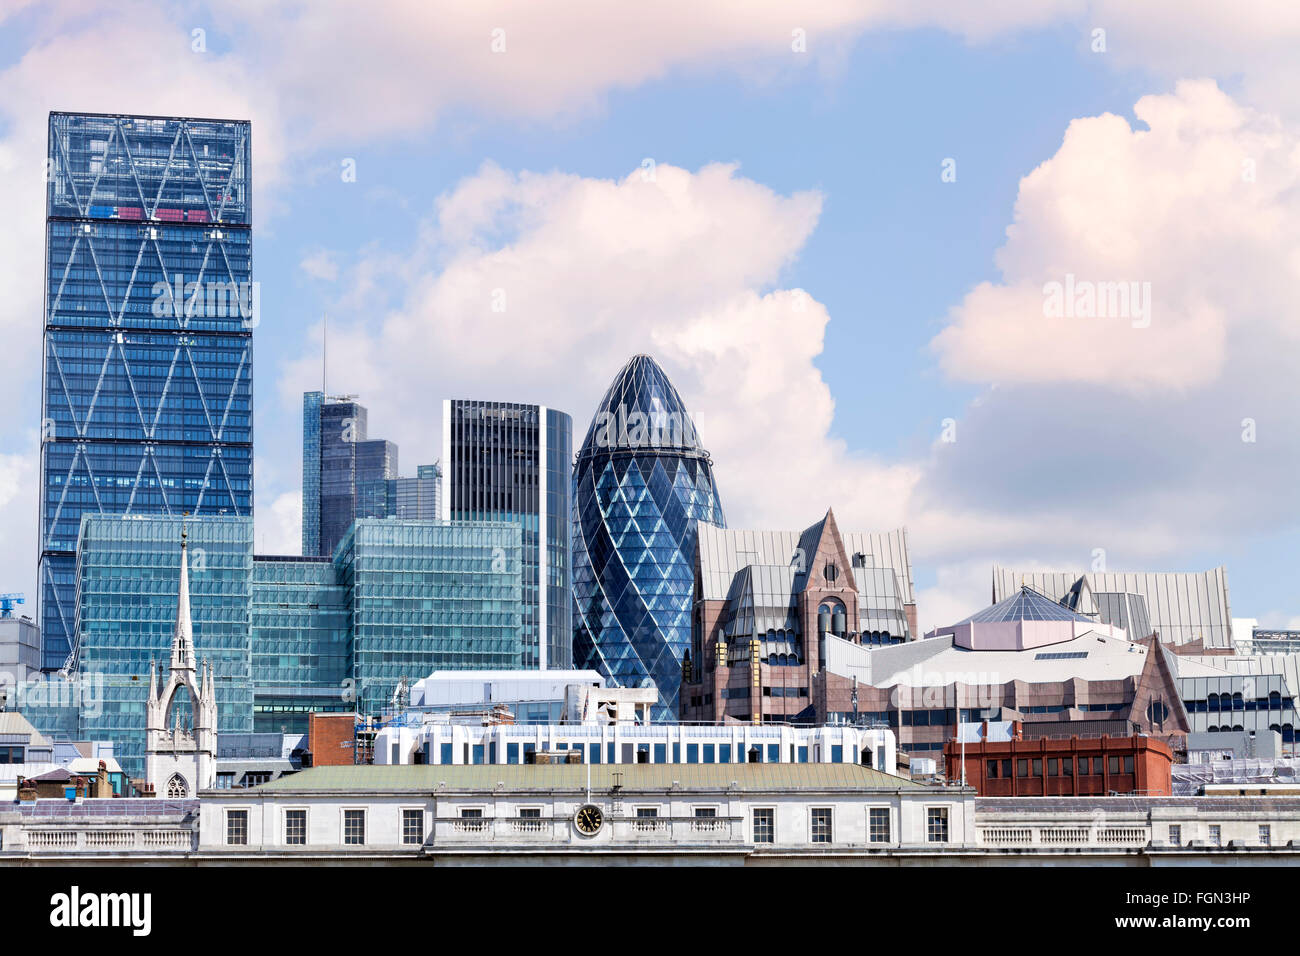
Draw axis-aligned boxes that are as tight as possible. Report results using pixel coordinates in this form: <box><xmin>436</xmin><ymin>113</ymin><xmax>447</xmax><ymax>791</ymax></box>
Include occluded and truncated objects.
<box><xmin>2</xmin><ymin>1</ymin><xmax>1300</xmax><ymax>634</ymax></box>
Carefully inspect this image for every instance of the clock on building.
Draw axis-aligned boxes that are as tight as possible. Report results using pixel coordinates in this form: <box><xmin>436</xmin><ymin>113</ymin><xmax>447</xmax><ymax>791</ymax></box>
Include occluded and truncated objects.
<box><xmin>574</xmin><ymin>803</ymin><xmax>604</xmax><ymax>835</ymax></box>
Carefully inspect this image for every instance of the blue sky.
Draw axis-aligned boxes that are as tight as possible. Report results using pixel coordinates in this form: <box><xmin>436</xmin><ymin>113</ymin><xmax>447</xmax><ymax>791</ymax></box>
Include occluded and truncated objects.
<box><xmin>2</xmin><ymin>1</ymin><xmax>1298</xmax><ymax>633</ymax></box>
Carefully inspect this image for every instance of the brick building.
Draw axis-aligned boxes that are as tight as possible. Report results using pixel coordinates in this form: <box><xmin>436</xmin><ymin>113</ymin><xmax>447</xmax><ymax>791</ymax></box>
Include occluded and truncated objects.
<box><xmin>679</xmin><ymin>509</ymin><xmax>916</xmax><ymax>723</ymax></box>
<box><xmin>944</xmin><ymin>729</ymin><xmax>1174</xmax><ymax>796</ymax></box>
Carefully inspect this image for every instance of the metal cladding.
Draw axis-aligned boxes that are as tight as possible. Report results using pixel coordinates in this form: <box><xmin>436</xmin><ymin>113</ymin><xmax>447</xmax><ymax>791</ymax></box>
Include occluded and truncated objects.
<box><xmin>572</xmin><ymin>355</ymin><xmax>725</xmax><ymax>721</ymax></box>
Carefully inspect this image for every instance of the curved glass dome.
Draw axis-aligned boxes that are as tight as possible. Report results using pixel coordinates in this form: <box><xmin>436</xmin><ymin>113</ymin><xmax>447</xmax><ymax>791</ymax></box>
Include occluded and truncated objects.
<box><xmin>572</xmin><ymin>355</ymin><xmax>725</xmax><ymax>721</ymax></box>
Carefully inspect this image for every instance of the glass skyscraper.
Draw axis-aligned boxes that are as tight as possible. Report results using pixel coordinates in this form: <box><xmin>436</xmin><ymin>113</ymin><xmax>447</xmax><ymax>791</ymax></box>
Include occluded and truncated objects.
<box><xmin>251</xmin><ymin>555</ymin><xmax>351</xmax><ymax>733</ymax></box>
<box><xmin>40</xmin><ymin>112</ymin><xmax>253</xmax><ymax>670</ymax></box>
<box><xmin>442</xmin><ymin>400</ymin><xmax>572</xmax><ymax>670</ymax></box>
<box><xmin>301</xmin><ymin>392</ymin><xmax>397</xmax><ymax>557</ymax></box>
<box><xmin>336</xmin><ymin>518</ymin><xmax>524</xmax><ymax>713</ymax></box>
<box><xmin>572</xmin><ymin>355</ymin><xmax>725</xmax><ymax>721</ymax></box>
<box><xmin>356</xmin><ymin>462</ymin><xmax>442</xmax><ymax>524</ymax></box>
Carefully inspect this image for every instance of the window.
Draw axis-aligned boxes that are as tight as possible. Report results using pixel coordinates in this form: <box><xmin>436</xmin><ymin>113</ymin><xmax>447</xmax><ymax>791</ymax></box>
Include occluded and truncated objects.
<box><xmin>284</xmin><ymin>809</ymin><xmax>306</xmax><ymax>846</ymax></box>
<box><xmin>636</xmin><ymin>807</ymin><xmax>659</xmax><ymax>818</ymax></box>
<box><xmin>986</xmin><ymin>760</ymin><xmax>998</xmax><ymax>778</ymax></box>
<box><xmin>518</xmin><ymin>807</ymin><xmax>543</xmax><ymax>832</ymax></box>
<box><xmin>1123</xmin><ymin>755</ymin><xmax>1134</xmax><ymax>774</ymax></box>
<box><xmin>1108</xmin><ymin>756</ymin><xmax>1120</xmax><ymax>774</ymax></box>
<box><xmin>926</xmin><ymin>807</ymin><xmax>950</xmax><ymax>843</ymax></box>
<box><xmin>1001</xmin><ymin>759</ymin><xmax>1012</xmax><ymax>778</ymax></box>
<box><xmin>1168</xmin><ymin>825</ymin><xmax>1181</xmax><ymax>846</ymax></box>
<box><xmin>1047</xmin><ymin>758</ymin><xmax>1058</xmax><ymax>776</ymax></box>
<box><xmin>226</xmin><ymin>810</ymin><xmax>248</xmax><ymax>846</ymax></box>
<box><xmin>869</xmin><ymin>807</ymin><xmax>890</xmax><ymax>843</ymax></box>
<box><xmin>166</xmin><ymin>773</ymin><xmax>188</xmax><ymax>798</ymax></box>
<box><xmin>1062</xmin><ymin>758</ymin><xmax>1072</xmax><ymax>777</ymax></box>
<box><xmin>343</xmin><ymin>809</ymin><xmax>366</xmax><ymax>845</ymax></box>
<box><xmin>1208</xmin><ymin>825</ymin><xmax>1222</xmax><ymax>847</ymax></box>
<box><xmin>810</xmin><ymin>808</ymin><xmax>833</xmax><ymax>844</ymax></box>
<box><xmin>694</xmin><ymin>807</ymin><xmax>717</xmax><ymax>818</ymax></box>
<box><xmin>1259</xmin><ymin>825</ymin><xmax>1271</xmax><ymax>847</ymax></box>
<box><xmin>402</xmin><ymin>809</ymin><xmax>424</xmax><ymax>845</ymax></box>
<box><xmin>459</xmin><ymin>807</ymin><xmax>486</xmax><ymax>831</ymax></box>
<box><xmin>1031</xmin><ymin>758</ymin><xmax>1042</xmax><ymax>776</ymax></box>
<box><xmin>1016</xmin><ymin>759</ymin><xmax>1028</xmax><ymax>778</ymax></box>
<box><xmin>752</xmin><ymin>808</ymin><xmax>774</xmax><ymax>843</ymax></box>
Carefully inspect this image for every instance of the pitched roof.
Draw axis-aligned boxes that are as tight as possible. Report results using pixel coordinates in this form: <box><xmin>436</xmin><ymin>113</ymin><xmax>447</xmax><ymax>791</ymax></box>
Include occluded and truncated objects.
<box><xmin>959</xmin><ymin>586</ymin><xmax>1095</xmax><ymax>625</ymax></box>
<box><xmin>246</xmin><ymin>762</ymin><xmax>923</xmax><ymax>794</ymax></box>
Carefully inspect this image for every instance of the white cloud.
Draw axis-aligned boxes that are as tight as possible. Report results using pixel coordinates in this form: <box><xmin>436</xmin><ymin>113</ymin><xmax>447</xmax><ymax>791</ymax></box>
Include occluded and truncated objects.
<box><xmin>255</xmin><ymin>491</ymin><xmax>304</xmax><ymax>557</ymax></box>
<box><xmin>300</xmin><ymin>250</ymin><xmax>340</xmax><ymax>282</ymax></box>
<box><xmin>932</xmin><ymin>80</ymin><xmax>1300</xmax><ymax>392</ymax></box>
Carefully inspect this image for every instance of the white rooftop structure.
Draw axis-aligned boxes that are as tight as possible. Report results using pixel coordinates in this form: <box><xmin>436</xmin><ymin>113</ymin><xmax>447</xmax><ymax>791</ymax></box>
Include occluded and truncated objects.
<box><xmin>410</xmin><ymin>670</ymin><xmax>605</xmax><ymax>709</ymax></box>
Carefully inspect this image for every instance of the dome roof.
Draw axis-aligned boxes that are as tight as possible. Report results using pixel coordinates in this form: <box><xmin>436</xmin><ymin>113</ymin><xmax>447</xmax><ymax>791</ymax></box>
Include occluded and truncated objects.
<box><xmin>577</xmin><ymin>354</ymin><xmax>711</xmax><ymax>461</ymax></box>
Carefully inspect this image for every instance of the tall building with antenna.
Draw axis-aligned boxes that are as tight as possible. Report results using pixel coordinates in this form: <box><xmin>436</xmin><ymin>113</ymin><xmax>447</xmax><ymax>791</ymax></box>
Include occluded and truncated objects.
<box><xmin>39</xmin><ymin>112</ymin><xmax>253</xmax><ymax>671</ymax></box>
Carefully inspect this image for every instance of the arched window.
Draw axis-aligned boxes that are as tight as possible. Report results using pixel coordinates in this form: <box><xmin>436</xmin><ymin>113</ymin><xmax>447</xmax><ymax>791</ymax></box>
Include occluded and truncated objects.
<box><xmin>1208</xmin><ymin>693</ymin><xmax>1220</xmax><ymax>712</ymax></box>
<box><xmin>1270</xmin><ymin>691</ymin><xmax>1282</xmax><ymax>710</ymax></box>
<box><xmin>1232</xmin><ymin>693</ymin><xmax>1244</xmax><ymax>711</ymax></box>
<box><xmin>165</xmin><ymin>773</ymin><xmax>188</xmax><ymax>798</ymax></box>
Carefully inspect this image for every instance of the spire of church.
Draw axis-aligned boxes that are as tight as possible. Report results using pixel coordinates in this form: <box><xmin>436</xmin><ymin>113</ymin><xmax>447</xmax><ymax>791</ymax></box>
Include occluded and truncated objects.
<box><xmin>170</xmin><ymin>518</ymin><xmax>195</xmax><ymax>675</ymax></box>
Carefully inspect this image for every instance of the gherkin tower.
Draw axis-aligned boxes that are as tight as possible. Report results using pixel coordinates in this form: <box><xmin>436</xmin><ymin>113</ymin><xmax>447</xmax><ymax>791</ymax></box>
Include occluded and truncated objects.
<box><xmin>572</xmin><ymin>355</ymin><xmax>725</xmax><ymax>720</ymax></box>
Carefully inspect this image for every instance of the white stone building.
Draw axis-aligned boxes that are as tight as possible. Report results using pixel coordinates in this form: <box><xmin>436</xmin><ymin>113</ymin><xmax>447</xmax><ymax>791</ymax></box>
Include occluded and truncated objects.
<box><xmin>197</xmin><ymin>763</ymin><xmax>971</xmax><ymax>861</ymax></box>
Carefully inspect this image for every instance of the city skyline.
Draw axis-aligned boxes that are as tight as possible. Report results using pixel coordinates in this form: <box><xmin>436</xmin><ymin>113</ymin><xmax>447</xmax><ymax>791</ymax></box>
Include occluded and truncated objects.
<box><xmin>2</xmin><ymin>4</ymin><xmax>1300</xmax><ymax>644</ymax></box>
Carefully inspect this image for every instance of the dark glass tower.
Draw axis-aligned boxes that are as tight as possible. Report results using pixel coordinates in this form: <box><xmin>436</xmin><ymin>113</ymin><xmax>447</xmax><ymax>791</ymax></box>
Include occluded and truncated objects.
<box><xmin>301</xmin><ymin>392</ymin><xmax>398</xmax><ymax>557</ymax></box>
<box><xmin>39</xmin><ymin>112</ymin><xmax>253</xmax><ymax>670</ymax></box>
<box><xmin>443</xmin><ymin>400</ymin><xmax>573</xmax><ymax>670</ymax></box>
<box><xmin>572</xmin><ymin>355</ymin><xmax>725</xmax><ymax>720</ymax></box>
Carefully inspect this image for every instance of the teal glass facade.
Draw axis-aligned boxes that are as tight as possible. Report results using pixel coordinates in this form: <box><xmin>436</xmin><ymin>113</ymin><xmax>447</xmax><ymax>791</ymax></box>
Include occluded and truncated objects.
<box><xmin>71</xmin><ymin>514</ymin><xmax>254</xmax><ymax>777</ymax></box>
<box><xmin>21</xmin><ymin>514</ymin><xmax>522</xmax><ymax>773</ymax></box>
<box><xmin>40</xmin><ymin>112</ymin><xmax>254</xmax><ymax>670</ymax></box>
<box><xmin>337</xmin><ymin>519</ymin><xmax>523</xmax><ymax>713</ymax></box>
<box><xmin>251</xmin><ymin>556</ymin><xmax>351</xmax><ymax>733</ymax></box>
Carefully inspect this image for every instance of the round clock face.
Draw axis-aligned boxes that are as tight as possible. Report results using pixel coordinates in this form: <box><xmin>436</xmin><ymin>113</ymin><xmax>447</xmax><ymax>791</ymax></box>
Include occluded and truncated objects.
<box><xmin>574</xmin><ymin>803</ymin><xmax>604</xmax><ymax>835</ymax></box>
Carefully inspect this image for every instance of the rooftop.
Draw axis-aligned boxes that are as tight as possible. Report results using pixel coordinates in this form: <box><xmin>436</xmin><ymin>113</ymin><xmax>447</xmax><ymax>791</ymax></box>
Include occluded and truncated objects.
<box><xmin>959</xmin><ymin>586</ymin><xmax>1095</xmax><ymax>625</ymax></box>
<box><xmin>243</xmin><ymin>762</ymin><xmax>924</xmax><ymax>794</ymax></box>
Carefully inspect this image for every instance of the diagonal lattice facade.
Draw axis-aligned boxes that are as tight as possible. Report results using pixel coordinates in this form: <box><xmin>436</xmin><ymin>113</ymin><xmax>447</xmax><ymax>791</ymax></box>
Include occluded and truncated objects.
<box><xmin>572</xmin><ymin>355</ymin><xmax>725</xmax><ymax>721</ymax></box>
<box><xmin>40</xmin><ymin>112</ymin><xmax>253</xmax><ymax>670</ymax></box>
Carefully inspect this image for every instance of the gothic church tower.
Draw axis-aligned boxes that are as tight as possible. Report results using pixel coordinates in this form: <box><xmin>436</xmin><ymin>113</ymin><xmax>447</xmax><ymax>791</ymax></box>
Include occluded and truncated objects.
<box><xmin>145</xmin><ymin>523</ymin><xmax>217</xmax><ymax>796</ymax></box>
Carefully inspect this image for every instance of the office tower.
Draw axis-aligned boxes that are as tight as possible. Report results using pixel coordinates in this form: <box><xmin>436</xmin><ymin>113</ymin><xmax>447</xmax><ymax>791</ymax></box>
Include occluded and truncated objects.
<box><xmin>251</xmin><ymin>556</ymin><xmax>351</xmax><ymax>733</ymax></box>
<box><xmin>356</xmin><ymin>462</ymin><xmax>442</xmax><ymax>523</ymax></box>
<box><xmin>336</xmin><ymin>518</ymin><xmax>524</xmax><ymax>713</ymax></box>
<box><xmin>301</xmin><ymin>392</ymin><xmax>398</xmax><ymax>557</ymax></box>
<box><xmin>39</xmin><ymin>112</ymin><xmax>253</xmax><ymax>670</ymax></box>
<box><xmin>572</xmin><ymin>355</ymin><xmax>725</xmax><ymax>721</ymax></box>
<box><xmin>72</xmin><ymin>515</ymin><xmax>254</xmax><ymax>777</ymax></box>
<box><xmin>442</xmin><ymin>400</ymin><xmax>573</xmax><ymax>670</ymax></box>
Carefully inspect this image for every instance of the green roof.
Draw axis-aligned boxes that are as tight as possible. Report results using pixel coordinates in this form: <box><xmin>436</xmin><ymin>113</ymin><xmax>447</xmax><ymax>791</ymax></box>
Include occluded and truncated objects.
<box><xmin>248</xmin><ymin>763</ymin><xmax>922</xmax><ymax>794</ymax></box>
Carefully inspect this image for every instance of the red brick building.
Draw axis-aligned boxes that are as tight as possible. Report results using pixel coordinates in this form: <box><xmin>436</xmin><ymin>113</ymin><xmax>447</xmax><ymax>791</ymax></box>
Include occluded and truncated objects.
<box><xmin>305</xmin><ymin>713</ymin><xmax>357</xmax><ymax>767</ymax></box>
<box><xmin>944</xmin><ymin>730</ymin><xmax>1173</xmax><ymax>796</ymax></box>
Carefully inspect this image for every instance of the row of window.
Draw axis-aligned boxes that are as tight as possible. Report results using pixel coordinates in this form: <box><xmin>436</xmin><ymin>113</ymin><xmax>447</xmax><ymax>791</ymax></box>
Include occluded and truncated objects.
<box><xmin>1169</xmin><ymin>824</ymin><xmax>1272</xmax><ymax>847</ymax></box>
<box><xmin>224</xmin><ymin>805</ymin><xmax>954</xmax><ymax>847</ymax></box>
<box><xmin>985</xmin><ymin>755</ymin><xmax>1136</xmax><ymax>779</ymax></box>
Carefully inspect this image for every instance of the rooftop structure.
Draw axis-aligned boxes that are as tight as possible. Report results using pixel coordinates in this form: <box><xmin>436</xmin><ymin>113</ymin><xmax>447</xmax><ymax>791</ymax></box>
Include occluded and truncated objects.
<box><xmin>992</xmin><ymin>566</ymin><xmax>1232</xmax><ymax>652</ymax></box>
<box><xmin>682</xmin><ymin>508</ymin><xmax>916</xmax><ymax>725</ymax></box>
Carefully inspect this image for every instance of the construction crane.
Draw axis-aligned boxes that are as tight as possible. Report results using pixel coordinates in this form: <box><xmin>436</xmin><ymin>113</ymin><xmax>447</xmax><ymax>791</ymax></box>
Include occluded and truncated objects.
<box><xmin>0</xmin><ymin>593</ymin><xmax>24</xmax><ymax>618</ymax></box>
